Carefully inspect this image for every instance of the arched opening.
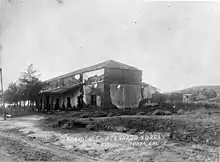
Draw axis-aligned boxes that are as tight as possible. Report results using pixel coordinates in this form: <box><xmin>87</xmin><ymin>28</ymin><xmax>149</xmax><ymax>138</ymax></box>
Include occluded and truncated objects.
<box><xmin>67</xmin><ymin>97</ymin><xmax>72</xmax><ymax>108</ymax></box>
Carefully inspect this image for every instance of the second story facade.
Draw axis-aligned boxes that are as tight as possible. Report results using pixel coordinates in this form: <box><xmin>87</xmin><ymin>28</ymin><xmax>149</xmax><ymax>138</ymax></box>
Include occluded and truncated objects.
<box><xmin>40</xmin><ymin>60</ymin><xmax>142</xmax><ymax>109</ymax></box>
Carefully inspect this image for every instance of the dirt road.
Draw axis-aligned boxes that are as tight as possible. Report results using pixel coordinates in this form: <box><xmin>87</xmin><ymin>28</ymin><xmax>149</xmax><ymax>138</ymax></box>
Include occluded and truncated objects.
<box><xmin>0</xmin><ymin>115</ymin><xmax>219</xmax><ymax>162</ymax></box>
<box><xmin>0</xmin><ymin>115</ymin><xmax>98</xmax><ymax>161</ymax></box>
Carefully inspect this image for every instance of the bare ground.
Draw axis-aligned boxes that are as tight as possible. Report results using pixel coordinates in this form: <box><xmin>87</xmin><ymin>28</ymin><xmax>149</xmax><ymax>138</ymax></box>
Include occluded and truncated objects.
<box><xmin>0</xmin><ymin>114</ymin><xmax>219</xmax><ymax>162</ymax></box>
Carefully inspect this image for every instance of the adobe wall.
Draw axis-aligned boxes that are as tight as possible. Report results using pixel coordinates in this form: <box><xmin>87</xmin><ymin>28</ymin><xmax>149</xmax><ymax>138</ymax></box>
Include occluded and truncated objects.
<box><xmin>103</xmin><ymin>68</ymin><xmax>142</xmax><ymax>108</ymax></box>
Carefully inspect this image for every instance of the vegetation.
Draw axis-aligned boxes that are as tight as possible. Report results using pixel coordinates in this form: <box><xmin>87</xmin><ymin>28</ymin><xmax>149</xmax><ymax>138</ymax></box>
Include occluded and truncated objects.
<box><xmin>150</xmin><ymin>88</ymin><xmax>217</xmax><ymax>103</ymax></box>
<box><xmin>180</xmin><ymin>87</ymin><xmax>217</xmax><ymax>100</ymax></box>
<box><xmin>4</xmin><ymin>64</ymin><xmax>45</xmax><ymax>107</ymax></box>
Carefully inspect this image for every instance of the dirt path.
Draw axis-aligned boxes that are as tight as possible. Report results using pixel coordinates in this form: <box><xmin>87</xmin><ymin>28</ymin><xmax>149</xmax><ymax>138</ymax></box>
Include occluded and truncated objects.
<box><xmin>0</xmin><ymin>116</ymin><xmax>98</xmax><ymax>161</ymax></box>
<box><xmin>0</xmin><ymin>115</ymin><xmax>219</xmax><ymax>162</ymax></box>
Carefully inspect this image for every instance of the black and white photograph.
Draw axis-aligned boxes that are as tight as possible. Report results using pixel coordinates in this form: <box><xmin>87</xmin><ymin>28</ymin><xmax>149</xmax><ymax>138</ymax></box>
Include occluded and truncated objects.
<box><xmin>0</xmin><ymin>0</ymin><xmax>220</xmax><ymax>161</ymax></box>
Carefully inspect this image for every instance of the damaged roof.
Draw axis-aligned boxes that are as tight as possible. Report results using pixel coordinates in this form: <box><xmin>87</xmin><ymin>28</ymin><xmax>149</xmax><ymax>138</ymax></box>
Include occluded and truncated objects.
<box><xmin>45</xmin><ymin>60</ymin><xmax>141</xmax><ymax>82</ymax></box>
<box><xmin>40</xmin><ymin>82</ymin><xmax>83</xmax><ymax>94</ymax></box>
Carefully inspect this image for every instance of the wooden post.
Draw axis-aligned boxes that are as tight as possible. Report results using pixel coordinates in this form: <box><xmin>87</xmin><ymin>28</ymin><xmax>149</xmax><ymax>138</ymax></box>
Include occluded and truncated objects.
<box><xmin>0</xmin><ymin>68</ymin><xmax>6</xmax><ymax>120</ymax></box>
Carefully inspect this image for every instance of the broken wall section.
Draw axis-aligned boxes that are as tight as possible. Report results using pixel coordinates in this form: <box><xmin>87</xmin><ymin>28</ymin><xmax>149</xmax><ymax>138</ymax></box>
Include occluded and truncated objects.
<box><xmin>83</xmin><ymin>69</ymin><xmax>104</xmax><ymax>107</ymax></box>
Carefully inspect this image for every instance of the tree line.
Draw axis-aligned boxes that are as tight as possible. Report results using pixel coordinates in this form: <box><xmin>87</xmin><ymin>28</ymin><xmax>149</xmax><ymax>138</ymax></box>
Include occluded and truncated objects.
<box><xmin>3</xmin><ymin>64</ymin><xmax>46</xmax><ymax>107</ymax></box>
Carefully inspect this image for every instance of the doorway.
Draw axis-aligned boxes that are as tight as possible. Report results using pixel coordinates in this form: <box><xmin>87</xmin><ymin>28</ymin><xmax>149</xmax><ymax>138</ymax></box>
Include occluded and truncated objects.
<box><xmin>67</xmin><ymin>97</ymin><xmax>71</xmax><ymax>108</ymax></box>
<box><xmin>91</xmin><ymin>94</ymin><xmax>97</xmax><ymax>106</ymax></box>
<box><xmin>77</xmin><ymin>95</ymin><xmax>84</xmax><ymax>108</ymax></box>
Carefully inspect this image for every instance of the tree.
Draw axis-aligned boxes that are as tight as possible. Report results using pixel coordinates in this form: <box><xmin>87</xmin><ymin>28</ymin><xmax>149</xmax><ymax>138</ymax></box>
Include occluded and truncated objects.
<box><xmin>18</xmin><ymin>64</ymin><xmax>45</xmax><ymax>107</ymax></box>
<box><xmin>4</xmin><ymin>82</ymin><xmax>18</xmax><ymax>104</ymax></box>
<box><xmin>4</xmin><ymin>64</ymin><xmax>45</xmax><ymax>108</ymax></box>
<box><xmin>16</xmin><ymin>83</ymin><xmax>27</xmax><ymax>106</ymax></box>
<box><xmin>4</xmin><ymin>82</ymin><xmax>28</xmax><ymax>106</ymax></box>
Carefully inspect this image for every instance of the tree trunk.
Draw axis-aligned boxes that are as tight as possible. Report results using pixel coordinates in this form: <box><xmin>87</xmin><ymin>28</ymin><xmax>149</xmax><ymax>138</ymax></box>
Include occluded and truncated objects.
<box><xmin>35</xmin><ymin>100</ymin><xmax>38</xmax><ymax>110</ymax></box>
<box><xmin>10</xmin><ymin>106</ymin><xmax>13</xmax><ymax>117</ymax></box>
<box><xmin>31</xmin><ymin>101</ymin><xmax>33</xmax><ymax>111</ymax></box>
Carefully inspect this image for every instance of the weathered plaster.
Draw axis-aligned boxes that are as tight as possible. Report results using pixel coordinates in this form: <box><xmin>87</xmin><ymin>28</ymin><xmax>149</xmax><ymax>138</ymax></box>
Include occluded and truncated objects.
<box><xmin>110</xmin><ymin>84</ymin><xmax>142</xmax><ymax>108</ymax></box>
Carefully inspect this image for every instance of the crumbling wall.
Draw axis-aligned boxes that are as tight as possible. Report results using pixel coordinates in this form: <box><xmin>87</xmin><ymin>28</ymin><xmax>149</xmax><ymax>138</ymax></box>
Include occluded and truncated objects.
<box><xmin>82</xmin><ymin>69</ymin><xmax>104</xmax><ymax>107</ymax></box>
<box><xmin>104</xmin><ymin>68</ymin><xmax>142</xmax><ymax>108</ymax></box>
<box><xmin>83</xmin><ymin>68</ymin><xmax>104</xmax><ymax>83</ymax></box>
<box><xmin>83</xmin><ymin>82</ymin><xmax>104</xmax><ymax>106</ymax></box>
<box><xmin>110</xmin><ymin>84</ymin><xmax>142</xmax><ymax>108</ymax></box>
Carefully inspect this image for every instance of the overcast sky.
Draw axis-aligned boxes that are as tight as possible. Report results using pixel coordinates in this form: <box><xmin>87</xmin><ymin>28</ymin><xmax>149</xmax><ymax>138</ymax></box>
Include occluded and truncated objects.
<box><xmin>0</xmin><ymin>0</ymin><xmax>220</xmax><ymax>92</ymax></box>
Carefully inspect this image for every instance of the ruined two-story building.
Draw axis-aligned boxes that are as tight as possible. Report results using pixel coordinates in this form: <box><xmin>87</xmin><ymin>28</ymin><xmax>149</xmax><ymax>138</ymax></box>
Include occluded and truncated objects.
<box><xmin>39</xmin><ymin>60</ymin><xmax>142</xmax><ymax>110</ymax></box>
